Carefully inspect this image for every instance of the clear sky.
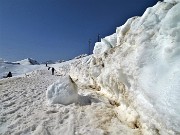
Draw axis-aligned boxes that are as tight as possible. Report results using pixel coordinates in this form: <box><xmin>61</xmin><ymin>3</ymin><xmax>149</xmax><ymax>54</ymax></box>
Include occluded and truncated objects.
<box><xmin>0</xmin><ymin>0</ymin><xmax>159</xmax><ymax>62</ymax></box>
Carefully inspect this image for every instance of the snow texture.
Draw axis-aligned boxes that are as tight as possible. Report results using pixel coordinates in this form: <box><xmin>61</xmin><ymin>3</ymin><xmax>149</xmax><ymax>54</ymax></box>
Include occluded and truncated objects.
<box><xmin>46</xmin><ymin>75</ymin><xmax>78</xmax><ymax>105</ymax></box>
<box><xmin>0</xmin><ymin>1</ymin><xmax>180</xmax><ymax>135</ymax></box>
<box><xmin>87</xmin><ymin>2</ymin><xmax>180</xmax><ymax>134</ymax></box>
<box><xmin>71</xmin><ymin>1</ymin><xmax>180</xmax><ymax>134</ymax></box>
<box><xmin>93</xmin><ymin>33</ymin><xmax>117</xmax><ymax>57</ymax></box>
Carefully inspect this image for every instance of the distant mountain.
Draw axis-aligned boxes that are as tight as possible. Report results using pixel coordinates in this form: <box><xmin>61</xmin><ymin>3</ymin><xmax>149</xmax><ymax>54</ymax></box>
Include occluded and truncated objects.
<box><xmin>0</xmin><ymin>58</ymin><xmax>4</xmax><ymax>63</ymax></box>
<box><xmin>15</xmin><ymin>58</ymin><xmax>39</xmax><ymax>65</ymax></box>
<box><xmin>73</xmin><ymin>54</ymin><xmax>88</xmax><ymax>59</ymax></box>
<box><xmin>41</xmin><ymin>60</ymin><xmax>55</xmax><ymax>64</ymax></box>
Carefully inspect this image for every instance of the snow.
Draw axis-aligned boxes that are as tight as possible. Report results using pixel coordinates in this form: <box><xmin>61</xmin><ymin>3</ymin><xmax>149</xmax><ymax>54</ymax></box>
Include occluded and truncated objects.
<box><xmin>73</xmin><ymin>54</ymin><xmax>88</xmax><ymax>59</ymax></box>
<box><xmin>46</xmin><ymin>75</ymin><xmax>78</xmax><ymax>105</ymax></box>
<box><xmin>0</xmin><ymin>66</ymin><xmax>139</xmax><ymax>135</ymax></box>
<box><xmin>0</xmin><ymin>62</ymin><xmax>43</xmax><ymax>79</ymax></box>
<box><xmin>85</xmin><ymin>2</ymin><xmax>180</xmax><ymax>134</ymax></box>
<box><xmin>69</xmin><ymin>1</ymin><xmax>180</xmax><ymax>134</ymax></box>
<box><xmin>0</xmin><ymin>1</ymin><xmax>180</xmax><ymax>135</ymax></box>
<box><xmin>15</xmin><ymin>58</ymin><xmax>40</xmax><ymax>65</ymax></box>
<box><xmin>164</xmin><ymin>0</ymin><xmax>180</xmax><ymax>3</ymax></box>
<box><xmin>93</xmin><ymin>33</ymin><xmax>117</xmax><ymax>57</ymax></box>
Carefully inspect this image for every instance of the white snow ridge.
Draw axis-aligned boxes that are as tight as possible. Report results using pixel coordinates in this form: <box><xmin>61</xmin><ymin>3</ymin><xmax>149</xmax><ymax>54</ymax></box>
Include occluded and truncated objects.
<box><xmin>0</xmin><ymin>1</ymin><xmax>180</xmax><ymax>135</ymax></box>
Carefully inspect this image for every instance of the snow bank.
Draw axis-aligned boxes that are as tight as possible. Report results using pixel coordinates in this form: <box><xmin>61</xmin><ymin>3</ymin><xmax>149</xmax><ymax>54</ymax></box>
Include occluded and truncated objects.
<box><xmin>137</xmin><ymin>2</ymin><xmax>180</xmax><ymax>132</ymax></box>
<box><xmin>46</xmin><ymin>75</ymin><xmax>78</xmax><ymax>105</ymax></box>
<box><xmin>69</xmin><ymin>1</ymin><xmax>180</xmax><ymax>134</ymax></box>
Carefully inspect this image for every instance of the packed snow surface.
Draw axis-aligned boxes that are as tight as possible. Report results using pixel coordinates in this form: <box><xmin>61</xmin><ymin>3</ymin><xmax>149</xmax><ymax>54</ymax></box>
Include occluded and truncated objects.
<box><xmin>46</xmin><ymin>75</ymin><xmax>78</xmax><ymax>105</ymax></box>
<box><xmin>0</xmin><ymin>61</ymin><xmax>140</xmax><ymax>135</ymax></box>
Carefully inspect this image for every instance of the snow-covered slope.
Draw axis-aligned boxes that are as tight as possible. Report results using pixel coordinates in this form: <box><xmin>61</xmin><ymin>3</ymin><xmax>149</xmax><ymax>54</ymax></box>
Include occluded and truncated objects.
<box><xmin>15</xmin><ymin>58</ymin><xmax>39</xmax><ymax>65</ymax></box>
<box><xmin>0</xmin><ymin>60</ymin><xmax>42</xmax><ymax>79</ymax></box>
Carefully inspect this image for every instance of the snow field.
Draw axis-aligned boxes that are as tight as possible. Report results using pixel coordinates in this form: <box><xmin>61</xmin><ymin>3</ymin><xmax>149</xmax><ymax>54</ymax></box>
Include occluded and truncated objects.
<box><xmin>0</xmin><ymin>69</ymin><xmax>140</xmax><ymax>135</ymax></box>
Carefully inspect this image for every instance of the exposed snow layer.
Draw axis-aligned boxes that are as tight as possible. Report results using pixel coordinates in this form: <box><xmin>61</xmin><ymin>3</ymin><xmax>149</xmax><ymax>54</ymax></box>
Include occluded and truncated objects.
<box><xmin>70</xmin><ymin>1</ymin><xmax>180</xmax><ymax>134</ymax></box>
<box><xmin>46</xmin><ymin>76</ymin><xmax>78</xmax><ymax>105</ymax></box>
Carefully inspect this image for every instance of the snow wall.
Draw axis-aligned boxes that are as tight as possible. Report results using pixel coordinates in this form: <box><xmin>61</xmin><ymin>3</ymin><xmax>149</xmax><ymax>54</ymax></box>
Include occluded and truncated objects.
<box><xmin>69</xmin><ymin>1</ymin><xmax>180</xmax><ymax>134</ymax></box>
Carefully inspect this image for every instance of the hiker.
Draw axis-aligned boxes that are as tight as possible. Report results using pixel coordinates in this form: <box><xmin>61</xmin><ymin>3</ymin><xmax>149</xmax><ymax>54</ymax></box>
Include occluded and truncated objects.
<box><xmin>52</xmin><ymin>67</ymin><xmax>55</xmax><ymax>75</ymax></box>
<box><xmin>46</xmin><ymin>63</ymin><xmax>47</xmax><ymax>67</ymax></box>
<box><xmin>7</xmin><ymin>72</ymin><xmax>12</xmax><ymax>78</ymax></box>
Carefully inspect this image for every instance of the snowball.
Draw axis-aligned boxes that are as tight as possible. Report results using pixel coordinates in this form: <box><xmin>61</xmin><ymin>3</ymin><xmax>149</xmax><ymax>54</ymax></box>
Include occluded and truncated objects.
<box><xmin>46</xmin><ymin>75</ymin><xmax>78</xmax><ymax>105</ymax></box>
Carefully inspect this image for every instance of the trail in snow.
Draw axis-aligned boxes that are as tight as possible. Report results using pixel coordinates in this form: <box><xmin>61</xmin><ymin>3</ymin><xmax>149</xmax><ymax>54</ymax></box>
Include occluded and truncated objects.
<box><xmin>0</xmin><ymin>69</ymin><xmax>140</xmax><ymax>135</ymax></box>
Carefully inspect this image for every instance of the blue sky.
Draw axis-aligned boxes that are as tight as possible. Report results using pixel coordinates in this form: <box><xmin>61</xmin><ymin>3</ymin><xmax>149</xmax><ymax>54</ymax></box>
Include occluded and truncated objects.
<box><xmin>0</xmin><ymin>0</ymin><xmax>159</xmax><ymax>62</ymax></box>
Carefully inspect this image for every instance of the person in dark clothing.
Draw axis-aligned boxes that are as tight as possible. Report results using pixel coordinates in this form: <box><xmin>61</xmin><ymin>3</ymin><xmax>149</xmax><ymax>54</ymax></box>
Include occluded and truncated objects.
<box><xmin>52</xmin><ymin>67</ymin><xmax>55</xmax><ymax>75</ymax></box>
<box><xmin>7</xmin><ymin>72</ymin><xmax>12</xmax><ymax>77</ymax></box>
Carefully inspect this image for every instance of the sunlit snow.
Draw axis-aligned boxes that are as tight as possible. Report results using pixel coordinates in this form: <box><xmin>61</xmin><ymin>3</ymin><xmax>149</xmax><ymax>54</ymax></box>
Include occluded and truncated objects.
<box><xmin>0</xmin><ymin>1</ymin><xmax>180</xmax><ymax>135</ymax></box>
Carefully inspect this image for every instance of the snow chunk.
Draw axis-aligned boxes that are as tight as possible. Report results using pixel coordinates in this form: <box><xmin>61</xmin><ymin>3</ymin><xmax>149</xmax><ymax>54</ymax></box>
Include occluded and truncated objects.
<box><xmin>93</xmin><ymin>34</ymin><xmax>117</xmax><ymax>57</ymax></box>
<box><xmin>46</xmin><ymin>75</ymin><xmax>78</xmax><ymax>105</ymax></box>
